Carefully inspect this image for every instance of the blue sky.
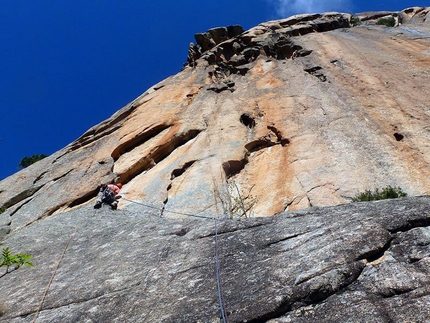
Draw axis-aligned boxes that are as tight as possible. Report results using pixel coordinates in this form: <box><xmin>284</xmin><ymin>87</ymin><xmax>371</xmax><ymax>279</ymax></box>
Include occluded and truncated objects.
<box><xmin>0</xmin><ymin>0</ymin><xmax>427</xmax><ymax>180</ymax></box>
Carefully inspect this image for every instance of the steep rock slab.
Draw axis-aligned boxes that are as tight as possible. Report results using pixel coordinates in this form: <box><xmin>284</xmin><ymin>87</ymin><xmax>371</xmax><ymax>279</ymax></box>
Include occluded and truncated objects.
<box><xmin>1</xmin><ymin>197</ymin><xmax>430</xmax><ymax>322</ymax></box>
<box><xmin>1</xmin><ymin>9</ymin><xmax>430</xmax><ymax>235</ymax></box>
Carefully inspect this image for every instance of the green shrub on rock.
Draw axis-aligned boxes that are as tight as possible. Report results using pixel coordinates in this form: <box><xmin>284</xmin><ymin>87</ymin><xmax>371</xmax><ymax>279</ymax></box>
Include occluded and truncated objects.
<box><xmin>377</xmin><ymin>16</ymin><xmax>396</xmax><ymax>27</ymax></box>
<box><xmin>350</xmin><ymin>16</ymin><xmax>360</xmax><ymax>26</ymax></box>
<box><xmin>18</xmin><ymin>153</ymin><xmax>47</xmax><ymax>169</ymax></box>
<box><xmin>352</xmin><ymin>186</ymin><xmax>407</xmax><ymax>202</ymax></box>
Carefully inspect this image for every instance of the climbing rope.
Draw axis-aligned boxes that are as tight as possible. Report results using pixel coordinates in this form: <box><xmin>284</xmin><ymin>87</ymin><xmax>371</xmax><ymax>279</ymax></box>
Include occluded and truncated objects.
<box><xmin>32</xmin><ymin>192</ymin><xmax>228</xmax><ymax>322</ymax></box>
<box><xmin>31</xmin><ymin>208</ymin><xmax>95</xmax><ymax>323</ymax></box>
<box><xmin>121</xmin><ymin>197</ymin><xmax>213</xmax><ymax>219</ymax></box>
<box><xmin>123</xmin><ymin>193</ymin><xmax>229</xmax><ymax>322</ymax></box>
<box><xmin>203</xmin><ymin>110</ymin><xmax>229</xmax><ymax>323</ymax></box>
<box><xmin>211</xmin><ymin>176</ymin><xmax>229</xmax><ymax>323</ymax></box>
<box><xmin>214</xmin><ymin>216</ymin><xmax>228</xmax><ymax>323</ymax></box>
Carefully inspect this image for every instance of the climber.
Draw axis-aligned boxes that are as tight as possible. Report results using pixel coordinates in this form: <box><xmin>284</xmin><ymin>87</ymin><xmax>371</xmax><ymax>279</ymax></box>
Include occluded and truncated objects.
<box><xmin>94</xmin><ymin>183</ymin><xmax>122</xmax><ymax>210</ymax></box>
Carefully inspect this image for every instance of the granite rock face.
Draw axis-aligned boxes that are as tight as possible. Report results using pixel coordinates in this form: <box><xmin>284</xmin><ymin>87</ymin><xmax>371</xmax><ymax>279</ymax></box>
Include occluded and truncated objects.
<box><xmin>1</xmin><ymin>7</ymin><xmax>430</xmax><ymax>323</ymax></box>
<box><xmin>2</xmin><ymin>9</ymin><xmax>430</xmax><ymax>224</ymax></box>
<box><xmin>1</xmin><ymin>197</ymin><xmax>430</xmax><ymax>322</ymax></box>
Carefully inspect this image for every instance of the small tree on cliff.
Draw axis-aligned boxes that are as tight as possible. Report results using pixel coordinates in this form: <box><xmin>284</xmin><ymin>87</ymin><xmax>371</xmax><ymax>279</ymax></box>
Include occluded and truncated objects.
<box><xmin>0</xmin><ymin>243</ymin><xmax>33</xmax><ymax>279</ymax></box>
<box><xmin>18</xmin><ymin>154</ymin><xmax>47</xmax><ymax>169</ymax></box>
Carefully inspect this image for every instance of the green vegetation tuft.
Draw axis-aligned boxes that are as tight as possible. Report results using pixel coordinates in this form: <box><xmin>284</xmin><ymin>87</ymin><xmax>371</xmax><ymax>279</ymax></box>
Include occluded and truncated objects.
<box><xmin>352</xmin><ymin>185</ymin><xmax>407</xmax><ymax>202</ymax></box>
<box><xmin>350</xmin><ymin>16</ymin><xmax>360</xmax><ymax>26</ymax></box>
<box><xmin>18</xmin><ymin>153</ymin><xmax>47</xmax><ymax>169</ymax></box>
<box><xmin>0</xmin><ymin>207</ymin><xmax>5</xmax><ymax>215</ymax></box>
<box><xmin>0</xmin><ymin>243</ymin><xmax>33</xmax><ymax>278</ymax></box>
<box><xmin>377</xmin><ymin>16</ymin><xmax>396</xmax><ymax>27</ymax></box>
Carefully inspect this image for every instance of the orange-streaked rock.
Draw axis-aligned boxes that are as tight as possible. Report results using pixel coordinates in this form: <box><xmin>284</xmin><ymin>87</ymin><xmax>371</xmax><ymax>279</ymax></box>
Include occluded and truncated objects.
<box><xmin>1</xmin><ymin>9</ymin><xmax>430</xmax><ymax>230</ymax></box>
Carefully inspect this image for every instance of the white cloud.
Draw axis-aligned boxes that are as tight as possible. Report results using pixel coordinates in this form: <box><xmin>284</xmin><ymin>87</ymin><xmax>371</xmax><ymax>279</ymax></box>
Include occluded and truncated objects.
<box><xmin>267</xmin><ymin>0</ymin><xmax>352</xmax><ymax>18</ymax></box>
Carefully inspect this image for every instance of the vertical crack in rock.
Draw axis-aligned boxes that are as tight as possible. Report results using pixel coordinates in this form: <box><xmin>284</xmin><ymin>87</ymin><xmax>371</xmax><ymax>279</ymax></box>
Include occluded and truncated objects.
<box><xmin>161</xmin><ymin>194</ymin><xmax>169</xmax><ymax>218</ymax></box>
<box><xmin>222</xmin><ymin>124</ymin><xmax>290</xmax><ymax>203</ymax></box>
<box><xmin>306</xmin><ymin>196</ymin><xmax>313</xmax><ymax>207</ymax></box>
<box><xmin>288</xmin><ymin>175</ymin><xmax>313</xmax><ymax>208</ymax></box>
<box><xmin>161</xmin><ymin>160</ymin><xmax>199</xmax><ymax>217</ymax></box>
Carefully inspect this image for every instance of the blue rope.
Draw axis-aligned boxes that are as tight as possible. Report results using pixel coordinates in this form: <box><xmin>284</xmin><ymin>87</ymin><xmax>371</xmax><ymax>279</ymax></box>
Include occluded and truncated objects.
<box><xmin>121</xmin><ymin>196</ymin><xmax>228</xmax><ymax>321</ymax></box>
<box><xmin>215</xmin><ymin>217</ymin><xmax>228</xmax><ymax>323</ymax></box>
